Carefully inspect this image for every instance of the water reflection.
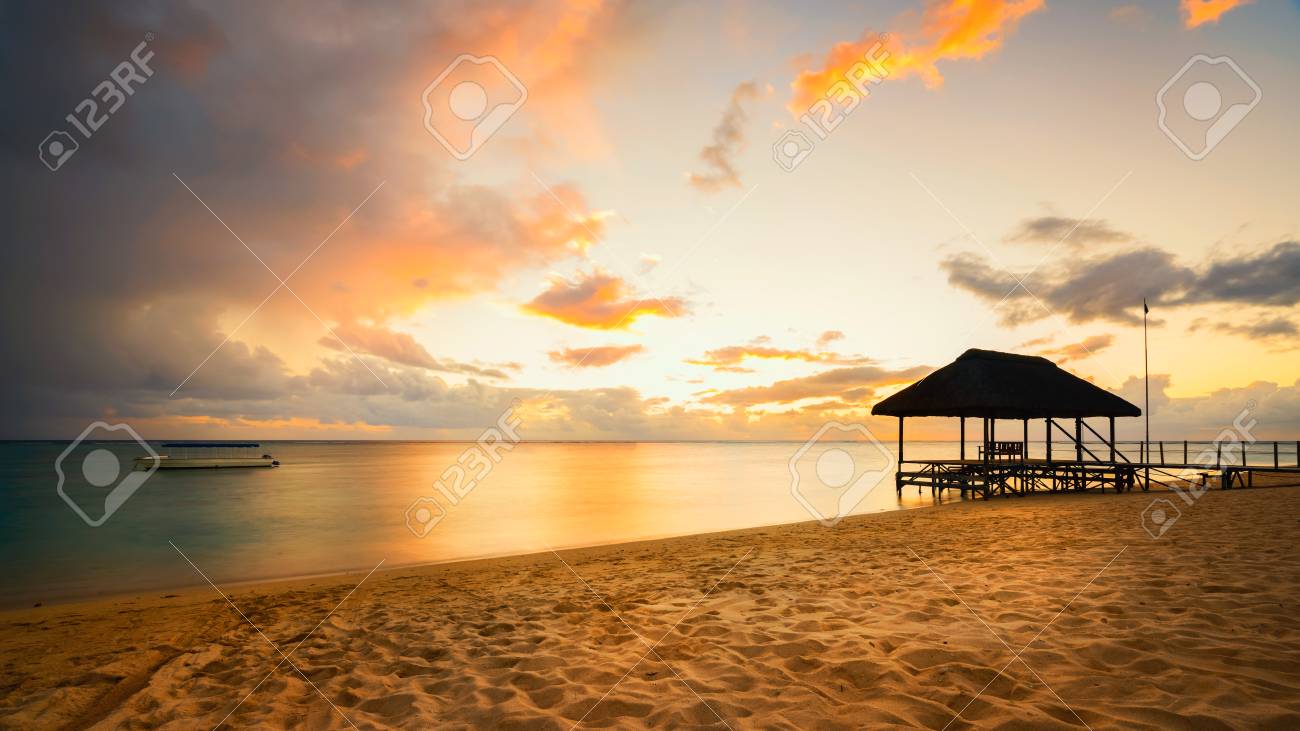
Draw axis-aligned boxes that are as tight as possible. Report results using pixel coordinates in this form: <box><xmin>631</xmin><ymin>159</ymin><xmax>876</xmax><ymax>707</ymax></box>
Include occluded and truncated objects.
<box><xmin>1</xmin><ymin>440</ymin><xmax>970</xmax><ymax>605</ymax></box>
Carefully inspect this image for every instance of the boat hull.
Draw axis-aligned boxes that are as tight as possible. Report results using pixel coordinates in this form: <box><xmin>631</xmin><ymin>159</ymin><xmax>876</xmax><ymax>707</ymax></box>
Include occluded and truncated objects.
<box><xmin>135</xmin><ymin>457</ymin><xmax>279</xmax><ymax>470</ymax></box>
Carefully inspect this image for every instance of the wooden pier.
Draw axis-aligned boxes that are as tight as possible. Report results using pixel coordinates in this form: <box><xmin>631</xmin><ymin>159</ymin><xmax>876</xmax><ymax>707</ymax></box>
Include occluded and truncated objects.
<box><xmin>873</xmin><ymin>349</ymin><xmax>1300</xmax><ymax>500</ymax></box>
<box><xmin>894</xmin><ymin>448</ymin><xmax>1300</xmax><ymax>499</ymax></box>
<box><xmin>897</xmin><ymin>457</ymin><xmax>1138</xmax><ymax>498</ymax></box>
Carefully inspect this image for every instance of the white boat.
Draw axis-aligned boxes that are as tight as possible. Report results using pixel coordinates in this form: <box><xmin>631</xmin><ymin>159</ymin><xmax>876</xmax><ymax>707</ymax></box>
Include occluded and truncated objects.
<box><xmin>135</xmin><ymin>442</ymin><xmax>280</xmax><ymax>470</ymax></box>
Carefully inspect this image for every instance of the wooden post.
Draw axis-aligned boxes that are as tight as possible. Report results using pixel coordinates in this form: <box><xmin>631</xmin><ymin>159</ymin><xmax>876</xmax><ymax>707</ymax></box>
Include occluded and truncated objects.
<box><xmin>1075</xmin><ymin>418</ymin><xmax>1082</xmax><ymax>462</ymax></box>
<box><xmin>1216</xmin><ymin>442</ymin><xmax>1221</xmax><ymax>468</ymax></box>
<box><xmin>1242</xmin><ymin>442</ymin><xmax>1247</xmax><ymax>467</ymax></box>
<box><xmin>895</xmin><ymin>417</ymin><xmax>904</xmax><ymax>494</ymax></box>
<box><xmin>1184</xmin><ymin>440</ymin><xmax>1188</xmax><ymax>464</ymax></box>
<box><xmin>1108</xmin><ymin>416</ymin><xmax>1115</xmax><ymax>462</ymax></box>
<box><xmin>960</xmin><ymin>417</ymin><xmax>966</xmax><ymax>461</ymax></box>
<box><xmin>1046</xmin><ymin>418</ymin><xmax>1052</xmax><ymax>463</ymax></box>
<box><xmin>981</xmin><ymin>417</ymin><xmax>991</xmax><ymax>500</ymax></box>
<box><xmin>1022</xmin><ymin>418</ymin><xmax>1029</xmax><ymax>462</ymax></box>
<box><xmin>1159</xmin><ymin>441</ymin><xmax>1165</xmax><ymax>465</ymax></box>
<box><xmin>1274</xmin><ymin>442</ymin><xmax>1279</xmax><ymax>469</ymax></box>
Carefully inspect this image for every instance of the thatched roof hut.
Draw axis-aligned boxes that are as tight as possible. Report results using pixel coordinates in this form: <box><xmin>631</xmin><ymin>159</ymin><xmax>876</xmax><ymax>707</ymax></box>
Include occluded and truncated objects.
<box><xmin>872</xmin><ymin>348</ymin><xmax>1140</xmax><ymax>420</ymax></box>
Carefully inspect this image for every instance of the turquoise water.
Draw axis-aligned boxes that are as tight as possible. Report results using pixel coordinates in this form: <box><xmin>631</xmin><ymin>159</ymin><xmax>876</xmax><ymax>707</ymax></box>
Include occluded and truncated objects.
<box><xmin>2</xmin><ymin>440</ymin><xmax>979</xmax><ymax>607</ymax></box>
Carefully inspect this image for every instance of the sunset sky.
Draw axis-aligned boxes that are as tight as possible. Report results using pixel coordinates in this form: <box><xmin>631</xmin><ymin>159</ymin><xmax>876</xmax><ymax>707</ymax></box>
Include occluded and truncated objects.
<box><xmin>4</xmin><ymin>0</ymin><xmax>1299</xmax><ymax>441</ymax></box>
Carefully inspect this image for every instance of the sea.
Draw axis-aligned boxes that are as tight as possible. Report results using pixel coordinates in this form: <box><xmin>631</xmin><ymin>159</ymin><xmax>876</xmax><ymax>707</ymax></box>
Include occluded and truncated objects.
<box><xmin>3</xmin><ymin>439</ymin><xmax>983</xmax><ymax>607</ymax></box>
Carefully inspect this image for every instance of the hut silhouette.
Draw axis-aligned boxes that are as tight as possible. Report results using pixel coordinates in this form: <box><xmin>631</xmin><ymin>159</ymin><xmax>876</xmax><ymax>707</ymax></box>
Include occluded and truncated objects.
<box><xmin>873</xmin><ymin>349</ymin><xmax>1141</xmax><ymax>498</ymax></box>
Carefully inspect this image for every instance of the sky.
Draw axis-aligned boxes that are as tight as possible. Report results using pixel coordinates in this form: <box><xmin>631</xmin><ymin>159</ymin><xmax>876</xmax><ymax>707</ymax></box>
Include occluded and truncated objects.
<box><xmin>2</xmin><ymin>0</ymin><xmax>1299</xmax><ymax>441</ymax></box>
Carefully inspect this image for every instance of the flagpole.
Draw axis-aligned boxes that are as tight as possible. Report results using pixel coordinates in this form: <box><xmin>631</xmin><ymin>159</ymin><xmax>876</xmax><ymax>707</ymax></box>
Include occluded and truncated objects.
<box><xmin>1144</xmin><ymin>298</ymin><xmax>1150</xmax><ymax>490</ymax></box>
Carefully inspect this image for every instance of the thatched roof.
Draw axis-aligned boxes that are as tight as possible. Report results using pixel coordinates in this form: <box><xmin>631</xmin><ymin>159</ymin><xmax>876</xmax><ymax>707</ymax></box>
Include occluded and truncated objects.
<box><xmin>872</xmin><ymin>348</ymin><xmax>1141</xmax><ymax>419</ymax></box>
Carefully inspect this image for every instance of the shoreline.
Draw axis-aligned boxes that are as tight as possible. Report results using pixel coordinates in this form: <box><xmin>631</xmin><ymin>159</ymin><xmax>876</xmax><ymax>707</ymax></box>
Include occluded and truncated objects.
<box><xmin>7</xmin><ymin>501</ymin><xmax>958</xmax><ymax>613</ymax></box>
<box><xmin>16</xmin><ymin>475</ymin><xmax>1300</xmax><ymax>614</ymax></box>
<box><xmin>7</xmin><ymin>499</ymin><xmax>956</xmax><ymax>616</ymax></box>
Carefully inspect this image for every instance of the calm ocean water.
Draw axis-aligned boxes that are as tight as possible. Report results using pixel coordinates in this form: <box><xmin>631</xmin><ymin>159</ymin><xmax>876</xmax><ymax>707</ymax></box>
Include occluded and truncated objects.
<box><xmin>1</xmin><ymin>440</ymin><xmax>973</xmax><ymax>607</ymax></box>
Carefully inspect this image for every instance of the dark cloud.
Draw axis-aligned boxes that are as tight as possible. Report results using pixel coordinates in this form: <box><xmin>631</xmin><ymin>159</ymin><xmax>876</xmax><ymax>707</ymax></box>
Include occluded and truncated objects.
<box><xmin>0</xmin><ymin>1</ymin><xmax>612</xmax><ymax>435</ymax></box>
<box><xmin>1191</xmin><ymin>316</ymin><xmax>1300</xmax><ymax>344</ymax></box>
<box><xmin>1004</xmin><ymin>216</ymin><xmax>1132</xmax><ymax>246</ymax></box>
<box><xmin>942</xmin><ymin>248</ymin><xmax>1191</xmax><ymax>325</ymax></box>
<box><xmin>943</xmin><ymin>241</ymin><xmax>1299</xmax><ymax>326</ymax></box>
<box><xmin>686</xmin><ymin>81</ymin><xmax>766</xmax><ymax>192</ymax></box>
<box><xmin>1182</xmin><ymin>242</ymin><xmax>1300</xmax><ymax>308</ymax></box>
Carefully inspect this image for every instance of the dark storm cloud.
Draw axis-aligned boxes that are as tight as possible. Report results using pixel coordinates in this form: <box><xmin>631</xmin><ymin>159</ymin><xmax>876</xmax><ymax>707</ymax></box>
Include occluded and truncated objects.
<box><xmin>2</xmin><ymin>1</ymin><xmax>372</xmax><ymax>433</ymax></box>
<box><xmin>0</xmin><ymin>0</ymin><xmax>614</xmax><ymax>436</ymax></box>
<box><xmin>942</xmin><ymin>241</ymin><xmax>1300</xmax><ymax>326</ymax></box>
<box><xmin>1182</xmin><ymin>241</ymin><xmax>1300</xmax><ymax>307</ymax></box>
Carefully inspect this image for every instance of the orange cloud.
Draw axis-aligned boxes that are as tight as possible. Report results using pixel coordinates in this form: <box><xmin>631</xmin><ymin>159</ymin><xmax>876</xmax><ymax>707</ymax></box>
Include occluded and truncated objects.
<box><xmin>1181</xmin><ymin>0</ymin><xmax>1252</xmax><ymax>28</ymax></box>
<box><xmin>289</xmin><ymin>182</ymin><xmax>610</xmax><ymax>327</ymax></box>
<box><xmin>548</xmin><ymin>344</ymin><xmax>645</xmax><ymax>367</ymax></box>
<box><xmin>478</xmin><ymin>0</ymin><xmax>617</xmax><ymax>159</ymax></box>
<box><xmin>523</xmin><ymin>269</ymin><xmax>689</xmax><ymax>329</ymax></box>
<box><xmin>702</xmin><ymin>364</ymin><xmax>932</xmax><ymax>409</ymax></box>
<box><xmin>815</xmin><ymin>330</ymin><xmax>845</xmax><ymax>348</ymax></box>
<box><xmin>320</xmin><ymin>322</ymin><xmax>512</xmax><ymax>379</ymax></box>
<box><xmin>790</xmin><ymin>0</ymin><xmax>1044</xmax><ymax>112</ymax></box>
<box><xmin>687</xmin><ymin>340</ymin><xmax>871</xmax><ymax>370</ymax></box>
<box><xmin>1034</xmin><ymin>334</ymin><xmax>1115</xmax><ymax>364</ymax></box>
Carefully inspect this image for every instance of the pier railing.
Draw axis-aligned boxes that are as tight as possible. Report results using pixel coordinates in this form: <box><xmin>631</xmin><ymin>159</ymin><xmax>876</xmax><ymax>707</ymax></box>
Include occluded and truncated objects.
<box><xmin>1037</xmin><ymin>440</ymin><xmax>1300</xmax><ymax>469</ymax></box>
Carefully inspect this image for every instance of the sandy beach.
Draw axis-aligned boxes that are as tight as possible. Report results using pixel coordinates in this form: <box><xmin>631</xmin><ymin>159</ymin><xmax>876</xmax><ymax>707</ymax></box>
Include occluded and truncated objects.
<box><xmin>3</xmin><ymin>485</ymin><xmax>1299</xmax><ymax>730</ymax></box>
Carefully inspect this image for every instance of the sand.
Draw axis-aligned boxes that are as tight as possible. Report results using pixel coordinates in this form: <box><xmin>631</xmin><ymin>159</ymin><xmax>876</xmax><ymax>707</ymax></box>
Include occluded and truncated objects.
<box><xmin>3</xmin><ymin>485</ymin><xmax>1300</xmax><ymax>730</ymax></box>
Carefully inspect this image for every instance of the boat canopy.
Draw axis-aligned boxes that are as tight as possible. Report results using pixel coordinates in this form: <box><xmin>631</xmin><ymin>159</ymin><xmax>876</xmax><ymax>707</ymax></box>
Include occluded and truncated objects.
<box><xmin>161</xmin><ymin>442</ymin><xmax>261</xmax><ymax>448</ymax></box>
